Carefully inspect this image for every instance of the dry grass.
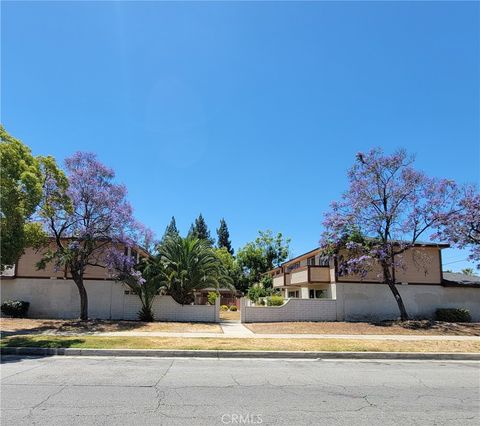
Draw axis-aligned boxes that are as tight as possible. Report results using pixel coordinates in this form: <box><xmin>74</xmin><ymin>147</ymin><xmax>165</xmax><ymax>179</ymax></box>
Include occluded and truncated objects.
<box><xmin>220</xmin><ymin>311</ymin><xmax>240</xmax><ymax>321</ymax></box>
<box><xmin>245</xmin><ymin>321</ymin><xmax>480</xmax><ymax>336</ymax></box>
<box><xmin>1</xmin><ymin>334</ymin><xmax>479</xmax><ymax>353</ymax></box>
<box><xmin>0</xmin><ymin>318</ymin><xmax>221</xmax><ymax>334</ymax></box>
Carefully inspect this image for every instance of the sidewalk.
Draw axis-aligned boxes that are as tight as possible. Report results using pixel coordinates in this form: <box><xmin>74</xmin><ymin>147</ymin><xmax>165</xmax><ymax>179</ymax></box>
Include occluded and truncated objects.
<box><xmin>38</xmin><ymin>322</ymin><xmax>479</xmax><ymax>341</ymax></box>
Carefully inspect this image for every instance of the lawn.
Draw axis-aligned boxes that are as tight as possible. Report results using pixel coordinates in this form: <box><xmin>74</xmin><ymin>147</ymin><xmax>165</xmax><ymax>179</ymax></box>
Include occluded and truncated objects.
<box><xmin>245</xmin><ymin>321</ymin><xmax>480</xmax><ymax>336</ymax></box>
<box><xmin>1</xmin><ymin>334</ymin><xmax>479</xmax><ymax>353</ymax></box>
<box><xmin>0</xmin><ymin>318</ymin><xmax>222</xmax><ymax>334</ymax></box>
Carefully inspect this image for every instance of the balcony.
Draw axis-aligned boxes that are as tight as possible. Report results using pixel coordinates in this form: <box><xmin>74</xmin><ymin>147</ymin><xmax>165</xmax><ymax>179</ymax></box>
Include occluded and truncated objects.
<box><xmin>272</xmin><ymin>266</ymin><xmax>330</xmax><ymax>287</ymax></box>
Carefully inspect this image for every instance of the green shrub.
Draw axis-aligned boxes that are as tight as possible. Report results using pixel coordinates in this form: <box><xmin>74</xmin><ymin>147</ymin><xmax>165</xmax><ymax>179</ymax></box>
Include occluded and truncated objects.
<box><xmin>267</xmin><ymin>295</ymin><xmax>284</xmax><ymax>306</ymax></box>
<box><xmin>247</xmin><ymin>285</ymin><xmax>266</xmax><ymax>303</ymax></box>
<box><xmin>220</xmin><ymin>305</ymin><xmax>229</xmax><ymax>311</ymax></box>
<box><xmin>435</xmin><ymin>308</ymin><xmax>471</xmax><ymax>323</ymax></box>
<box><xmin>138</xmin><ymin>306</ymin><xmax>154</xmax><ymax>322</ymax></box>
<box><xmin>229</xmin><ymin>305</ymin><xmax>238</xmax><ymax>311</ymax></box>
<box><xmin>207</xmin><ymin>291</ymin><xmax>218</xmax><ymax>305</ymax></box>
<box><xmin>1</xmin><ymin>300</ymin><xmax>30</xmax><ymax>318</ymax></box>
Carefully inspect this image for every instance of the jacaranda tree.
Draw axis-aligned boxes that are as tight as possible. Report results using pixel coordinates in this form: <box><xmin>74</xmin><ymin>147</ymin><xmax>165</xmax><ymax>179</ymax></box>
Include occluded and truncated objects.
<box><xmin>38</xmin><ymin>152</ymin><xmax>147</xmax><ymax>320</ymax></box>
<box><xmin>106</xmin><ymin>245</ymin><xmax>160</xmax><ymax>322</ymax></box>
<box><xmin>320</xmin><ymin>149</ymin><xmax>459</xmax><ymax>321</ymax></box>
<box><xmin>433</xmin><ymin>185</ymin><xmax>479</xmax><ymax>270</ymax></box>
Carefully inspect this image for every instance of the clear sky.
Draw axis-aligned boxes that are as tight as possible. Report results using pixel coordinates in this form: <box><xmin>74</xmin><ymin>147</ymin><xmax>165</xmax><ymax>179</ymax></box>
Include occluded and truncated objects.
<box><xmin>2</xmin><ymin>1</ymin><xmax>479</xmax><ymax>271</ymax></box>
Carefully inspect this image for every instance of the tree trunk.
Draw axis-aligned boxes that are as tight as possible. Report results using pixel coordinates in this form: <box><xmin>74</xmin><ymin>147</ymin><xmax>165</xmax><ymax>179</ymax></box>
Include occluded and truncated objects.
<box><xmin>382</xmin><ymin>264</ymin><xmax>409</xmax><ymax>321</ymax></box>
<box><xmin>73</xmin><ymin>276</ymin><xmax>88</xmax><ymax>321</ymax></box>
<box><xmin>386</xmin><ymin>280</ymin><xmax>409</xmax><ymax>321</ymax></box>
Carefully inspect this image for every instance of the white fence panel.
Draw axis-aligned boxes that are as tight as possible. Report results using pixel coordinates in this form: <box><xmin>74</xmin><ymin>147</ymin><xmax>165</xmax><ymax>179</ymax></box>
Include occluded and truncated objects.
<box><xmin>241</xmin><ymin>298</ymin><xmax>337</xmax><ymax>323</ymax></box>
<box><xmin>1</xmin><ymin>279</ymin><xmax>218</xmax><ymax>322</ymax></box>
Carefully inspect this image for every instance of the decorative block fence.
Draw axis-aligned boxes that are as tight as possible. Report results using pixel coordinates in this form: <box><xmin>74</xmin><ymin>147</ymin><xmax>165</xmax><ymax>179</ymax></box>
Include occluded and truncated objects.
<box><xmin>240</xmin><ymin>298</ymin><xmax>338</xmax><ymax>323</ymax></box>
<box><xmin>123</xmin><ymin>293</ymin><xmax>219</xmax><ymax>322</ymax></box>
<box><xmin>0</xmin><ymin>278</ymin><xmax>219</xmax><ymax>322</ymax></box>
<box><xmin>2</xmin><ymin>278</ymin><xmax>479</xmax><ymax>322</ymax></box>
<box><xmin>240</xmin><ymin>282</ymin><xmax>480</xmax><ymax>323</ymax></box>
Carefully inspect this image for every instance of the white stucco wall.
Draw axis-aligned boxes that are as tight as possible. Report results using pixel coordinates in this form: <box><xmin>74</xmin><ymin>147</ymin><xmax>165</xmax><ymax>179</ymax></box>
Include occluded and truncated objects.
<box><xmin>336</xmin><ymin>283</ymin><xmax>480</xmax><ymax>322</ymax></box>
<box><xmin>241</xmin><ymin>298</ymin><xmax>337</xmax><ymax>323</ymax></box>
<box><xmin>0</xmin><ymin>278</ymin><xmax>217</xmax><ymax>322</ymax></box>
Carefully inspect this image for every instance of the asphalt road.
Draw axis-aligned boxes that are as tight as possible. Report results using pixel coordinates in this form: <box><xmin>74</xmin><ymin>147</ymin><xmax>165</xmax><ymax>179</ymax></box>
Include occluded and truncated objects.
<box><xmin>1</xmin><ymin>356</ymin><xmax>479</xmax><ymax>425</ymax></box>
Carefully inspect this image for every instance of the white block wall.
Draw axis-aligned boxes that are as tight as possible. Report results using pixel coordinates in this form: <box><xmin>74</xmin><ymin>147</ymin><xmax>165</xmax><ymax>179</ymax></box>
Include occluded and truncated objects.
<box><xmin>0</xmin><ymin>278</ymin><xmax>217</xmax><ymax>322</ymax></box>
<box><xmin>337</xmin><ymin>283</ymin><xmax>480</xmax><ymax>322</ymax></box>
<box><xmin>241</xmin><ymin>298</ymin><xmax>337</xmax><ymax>323</ymax></box>
<box><xmin>122</xmin><ymin>294</ymin><xmax>217</xmax><ymax>322</ymax></box>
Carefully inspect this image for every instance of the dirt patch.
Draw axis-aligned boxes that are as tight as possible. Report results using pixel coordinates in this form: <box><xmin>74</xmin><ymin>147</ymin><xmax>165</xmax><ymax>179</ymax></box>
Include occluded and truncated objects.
<box><xmin>0</xmin><ymin>318</ymin><xmax>221</xmax><ymax>335</ymax></box>
<box><xmin>245</xmin><ymin>321</ymin><xmax>480</xmax><ymax>336</ymax></box>
<box><xmin>220</xmin><ymin>311</ymin><xmax>240</xmax><ymax>321</ymax></box>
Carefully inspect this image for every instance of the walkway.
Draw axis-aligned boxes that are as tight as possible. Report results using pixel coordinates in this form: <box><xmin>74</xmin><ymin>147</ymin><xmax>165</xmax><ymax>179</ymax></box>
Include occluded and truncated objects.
<box><xmin>219</xmin><ymin>322</ymin><xmax>254</xmax><ymax>337</ymax></box>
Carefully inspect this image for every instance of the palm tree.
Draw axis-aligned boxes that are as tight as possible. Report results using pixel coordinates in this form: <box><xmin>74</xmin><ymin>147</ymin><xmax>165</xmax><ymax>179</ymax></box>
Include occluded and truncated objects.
<box><xmin>159</xmin><ymin>236</ymin><xmax>232</xmax><ymax>304</ymax></box>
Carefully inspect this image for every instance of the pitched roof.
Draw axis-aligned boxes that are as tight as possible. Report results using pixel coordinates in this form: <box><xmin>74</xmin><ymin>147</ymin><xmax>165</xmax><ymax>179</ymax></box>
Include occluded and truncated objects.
<box><xmin>442</xmin><ymin>272</ymin><xmax>480</xmax><ymax>287</ymax></box>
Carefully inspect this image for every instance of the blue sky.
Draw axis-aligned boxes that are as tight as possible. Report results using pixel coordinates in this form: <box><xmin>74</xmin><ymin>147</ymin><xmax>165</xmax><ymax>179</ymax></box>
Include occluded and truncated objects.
<box><xmin>2</xmin><ymin>1</ymin><xmax>479</xmax><ymax>270</ymax></box>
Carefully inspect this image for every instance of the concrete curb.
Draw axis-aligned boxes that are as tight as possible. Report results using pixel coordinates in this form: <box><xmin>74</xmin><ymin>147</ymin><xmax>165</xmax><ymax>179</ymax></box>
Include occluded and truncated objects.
<box><xmin>1</xmin><ymin>347</ymin><xmax>479</xmax><ymax>360</ymax></box>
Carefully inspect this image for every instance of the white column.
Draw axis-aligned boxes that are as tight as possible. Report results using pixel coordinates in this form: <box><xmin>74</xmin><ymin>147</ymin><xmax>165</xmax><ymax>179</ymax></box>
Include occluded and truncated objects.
<box><xmin>335</xmin><ymin>283</ymin><xmax>345</xmax><ymax>321</ymax></box>
<box><xmin>240</xmin><ymin>297</ymin><xmax>246</xmax><ymax>323</ymax></box>
<box><xmin>215</xmin><ymin>296</ymin><xmax>220</xmax><ymax>322</ymax></box>
<box><xmin>300</xmin><ymin>287</ymin><xmax>309</xmax><ymax>299</ymax></box>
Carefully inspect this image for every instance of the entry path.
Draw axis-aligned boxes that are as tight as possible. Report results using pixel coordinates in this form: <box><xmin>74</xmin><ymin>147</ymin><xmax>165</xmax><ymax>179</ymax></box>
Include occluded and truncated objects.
<box><xmin>219</xmin><ymin>322</ymin><xmax>255</xmax><ymax>337</ymax></box>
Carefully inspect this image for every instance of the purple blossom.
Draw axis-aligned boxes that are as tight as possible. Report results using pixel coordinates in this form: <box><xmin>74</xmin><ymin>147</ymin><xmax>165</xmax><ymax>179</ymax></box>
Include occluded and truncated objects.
<box><xmin>319</xmin><ymin>148</ymin><xmax>461</xmax><ymax>295</ymax></box>
<box><xmin>105</xmin><ymin>248</ymin><xmax>145</xmax><ymax>286</ymax></box>
<box><xmin>39</xmin><ymin>151</ymin><xmax>154</xmax><ymax>319</ymax></box>
<box><xmin>433</xmin><ymin>185</ymin><xmax>480</xmax><ymax>269</ymax></box>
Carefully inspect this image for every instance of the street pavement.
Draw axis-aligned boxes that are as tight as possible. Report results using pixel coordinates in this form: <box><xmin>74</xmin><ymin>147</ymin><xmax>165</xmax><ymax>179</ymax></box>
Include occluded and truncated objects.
<box><xmin>1</xmin><ymin>355</ymin><xmax>479</xmax><ymax>425</ymax></box>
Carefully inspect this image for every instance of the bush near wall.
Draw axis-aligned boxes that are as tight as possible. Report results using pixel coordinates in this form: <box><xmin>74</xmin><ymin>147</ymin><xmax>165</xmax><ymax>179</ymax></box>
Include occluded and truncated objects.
<box><xmin>207</xmin><ymin>292</ymin><xmax>218</xmax><ymax>305</ymax></box>
<box><xmin>435</xmin><ymin>308</ymin><xmax>472</xmax><ymax>323</ymax></box>
<box><xmin>1</xmin><ymin>300</ymin><xmax>30</xmax><ymax>318</ymax></box>
<box><xmin>267</xmin><ymin>295</ymin><xmax>284</xmax><ymax>306</ymax></box>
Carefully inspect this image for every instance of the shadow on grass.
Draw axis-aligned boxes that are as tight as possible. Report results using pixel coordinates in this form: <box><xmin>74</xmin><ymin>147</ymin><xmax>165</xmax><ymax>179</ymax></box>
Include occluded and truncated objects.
<box><xmin>2</xmin><ymin>336</ymin><xmax>85</xmax><ymax>349</ymax></box>
<box><xmin>370</xmin><ymin>320</ymin><xmax>480</xmax><ymax>336</ymax></box>
<box><xmin>0</xmin><ymin>319</ymin><xmax>156</xmax><ymax>337</ymax></box>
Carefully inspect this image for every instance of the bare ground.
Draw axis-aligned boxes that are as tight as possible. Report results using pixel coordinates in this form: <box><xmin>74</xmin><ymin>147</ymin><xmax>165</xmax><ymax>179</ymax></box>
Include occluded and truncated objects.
<box><xmin>0</xmin><ymin>318</ymin><xmax>222</xmax><ymax>335</ymax></box>
<box><xmin>245</xmin><ymin>320</ymin><xmax>480</xmax><ymax>336</ymax></box>
<box><xmin>219</xmin><ymin>310</ymin><xmax>240</xmax><ymax>321</ymax></box>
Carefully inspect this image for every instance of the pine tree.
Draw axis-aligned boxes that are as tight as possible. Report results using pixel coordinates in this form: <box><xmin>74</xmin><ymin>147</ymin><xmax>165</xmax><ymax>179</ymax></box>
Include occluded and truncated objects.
<box><xmin>160</xmin><ymin>216</ymin><xmax>179</xmax><ymax>245</ymax></box>
<box><xmin>188</xmin><ymin>213</ymin><xmax>214</xmax><ymax>245</ymax></box>
<box><xmin>217</xmin><ymin>218</ymin><xmax>233</xmax><ymax>255</ymax></box>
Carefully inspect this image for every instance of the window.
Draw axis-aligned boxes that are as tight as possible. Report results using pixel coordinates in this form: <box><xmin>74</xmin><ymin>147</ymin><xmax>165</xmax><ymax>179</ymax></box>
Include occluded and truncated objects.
<box><xmin>307</xmin><ymin>256</ymin><xmax>315</xmax><ymax>266</ymax></box>
<box><xmin>309</xmin><ymin>289</ymin><xmax>327</xmax><ymax>299</ymax></box>
<box><xmin>288</xmin><ymin>290</ymin><xmax>299</xmax><ymax>298</ymax></box>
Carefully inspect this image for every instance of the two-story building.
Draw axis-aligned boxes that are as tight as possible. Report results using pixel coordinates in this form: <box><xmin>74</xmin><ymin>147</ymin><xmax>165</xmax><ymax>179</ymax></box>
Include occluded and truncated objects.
<box><xmin>269</xmin><ymin>242</ymin><xmax>449</xmax><ymax>299</ymax></box>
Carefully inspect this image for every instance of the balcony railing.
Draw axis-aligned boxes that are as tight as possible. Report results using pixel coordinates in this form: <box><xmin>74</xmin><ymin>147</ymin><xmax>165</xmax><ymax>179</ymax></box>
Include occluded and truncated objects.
<box><xmin>272</xmin><ymin>266</ymin><xmax>330</xmax><ymax>287</ymax></box>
